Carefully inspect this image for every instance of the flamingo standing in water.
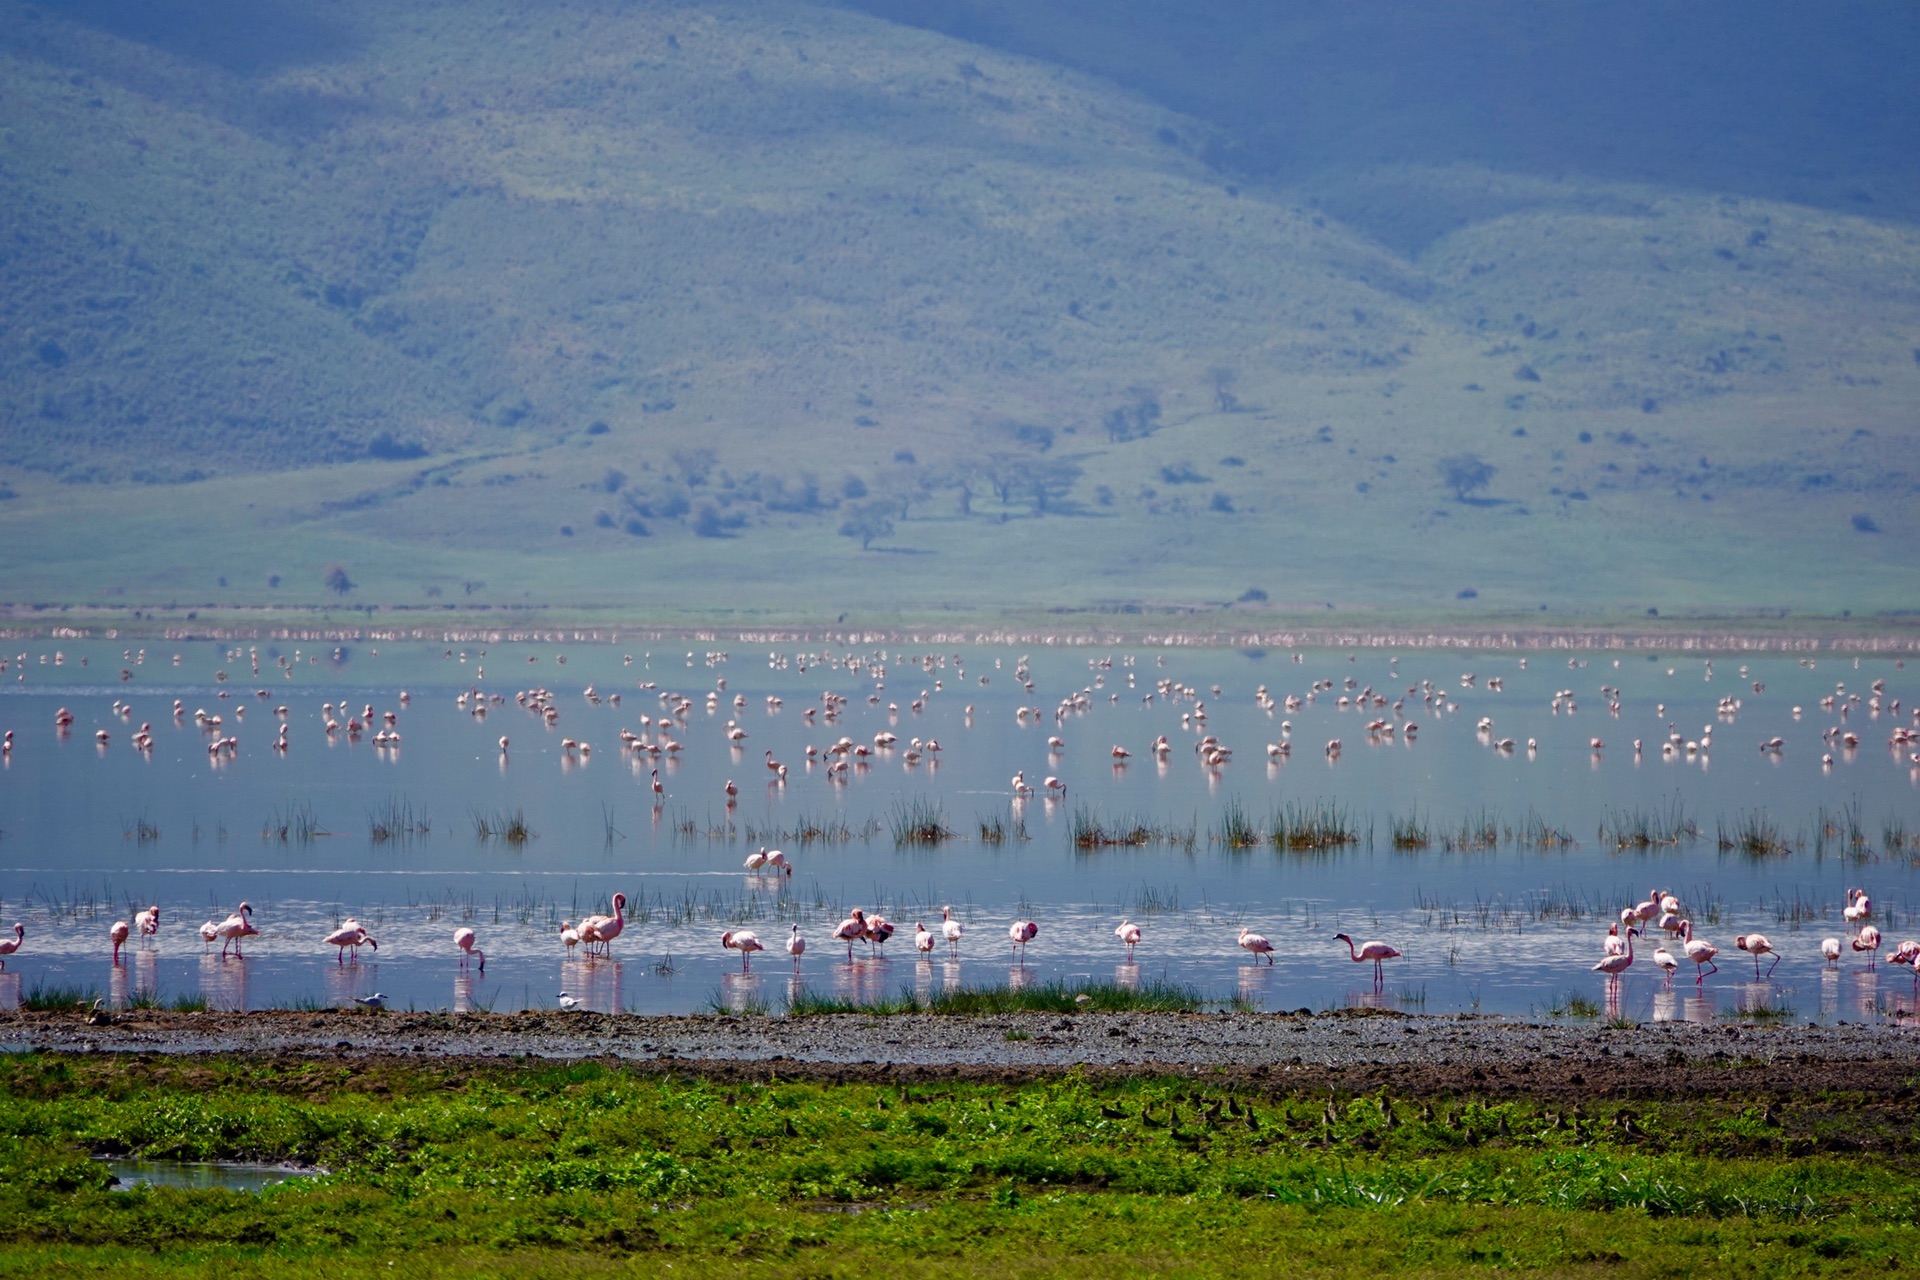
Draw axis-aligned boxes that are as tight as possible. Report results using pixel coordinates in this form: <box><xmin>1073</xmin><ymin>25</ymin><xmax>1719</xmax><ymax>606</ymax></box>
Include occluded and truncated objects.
<box><xmin>941</xmin><ymin>905</ymin><xmax>963</xmax><ymax>958</ymax></box>
<box><xmin>110</xmin><ymin>919</ymin><xmax>130</xmax><ymax>965</ymax></box>
<box><xmin>578</xmin><ymin>893</ymin><xmax>627</xmax><ymax>958</ymax></box>
<box><xmin>198</xmin><ymin>920</ymin><xmax>219</xmax><ymax>952</ymax></box>
<box><xmin>454</xmin><ymin>927</ymin><xmax>485</xmax><ymax>972</ymax></box>
<box><xmin>721</xmin><ymin>930</ymin><xmax>763</xmax><ymax>971</ymax></box>
<box><xmin>1735</xmin><ymin>933</ymin><xmax>1778</xmax><ymax>978</ymax></box>
<box><xmin>1820</xmin><ymin>937</ymin><xmax>1842</xmax><ymax>968</ymax></box>
<box><xmin>1238</xmin><ymin>926</ymin><xmax>1276</xmax><ymax>965</ymax></box>
<box><xmin>215</xmin><ymin>903</ymin><xmax>257</xmax><ymax>957</ymax></box>
<box><xmin>1853</xmin><ymin>924</ymin><xmax>1882</xmax><ymax>969</ymax></box>
<box><xmin>1844</xmin><ymin>888</ymin><xmax>1872</xmax><ymax>924</ymax></box>
<box><xmin>1008</xmin><ymin>919</ymin><xmax>1038</xmax><ymax>964</ymax></box>
<box><xmin>1335</xmin><ymin>933</ymin><xmax>1402</xmax><ymax>987</ymax></box>
<box><xmin>1651</xmin><ymin>940</ymin><xmax>1680</xmax><ymax>981</ymax></box>
<box><xmin>1591</xmin><ymin>926</ymin><xmax>1636</xmax><ymax>981</ymax></box>
<box><xmin>786</xmin><ymin>924</ymin><xmax>805</xmax><ymax>969</ymax></box>
<box><xmin>1602</xmin><ymin>923</ymin><xmax>1626</xmax><ymax>958</ymax></box>
<box><xmin>1679</xmin><ymin>920</ymin><xmax>1717</xmax><ymax>983</ymax></box>
<box><xmin>0</xmin><ymin>922</ymin><xmax>21</xmax><ymax>969</ymax></box>
<box><xmin>914</xmin><ymin>922</ymin><xmax>936</xmax><ymax>956</ymax></box>
<box><xmin>1115</xmin><ymin>919</ymin><xmax>1141</xmax><ymax>960</ymax></box>
<box><xmin>324</xmin><ymin>923</ymin><xmax>376</xmax><ymax>965</ymax></box>
<box><xmin>833</xmin><ymin>909</ymin><xmax>869</xmax><ymax>962</ymax></box>
<box><xmin>559</xmin><ymin>921</ymin><xmax>581</xmax><ymax>955</ymax></box>
<box><xmin>135</xmin><ymin>906</ymin><xmax>160</xmax><ymax>940</ymax></box>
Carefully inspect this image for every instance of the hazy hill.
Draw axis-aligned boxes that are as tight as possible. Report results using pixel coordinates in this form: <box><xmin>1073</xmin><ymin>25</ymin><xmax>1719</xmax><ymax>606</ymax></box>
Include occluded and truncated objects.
<box><xmin>1</xmin><ymin>0</ymin><xmax>1916</xmax><ymax>625</ymax></box>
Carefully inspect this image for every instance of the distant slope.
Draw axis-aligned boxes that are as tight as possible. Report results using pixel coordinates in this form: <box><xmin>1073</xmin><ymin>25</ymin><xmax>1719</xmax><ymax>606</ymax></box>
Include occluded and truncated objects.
<box><xmin>0</xmin><ymin>0</ymin><xmax>1917</xmax><ymax>624</ymax></box>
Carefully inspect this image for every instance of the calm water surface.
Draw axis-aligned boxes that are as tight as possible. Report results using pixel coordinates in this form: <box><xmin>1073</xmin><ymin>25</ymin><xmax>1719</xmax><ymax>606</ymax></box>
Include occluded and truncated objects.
<box><xmin>2</xmin><ymin>638</ymin><xmax>1916</xmax><ymax>1025</ymax></box>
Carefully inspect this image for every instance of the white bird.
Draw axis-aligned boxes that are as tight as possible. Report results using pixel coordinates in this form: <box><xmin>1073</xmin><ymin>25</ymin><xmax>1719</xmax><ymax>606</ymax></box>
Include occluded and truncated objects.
<box><xmin>1853</xmin><ymin>924</ymin><xmax>1882</xmax><ymax>968</ymax></box>
<box><xmin>1820</xmin><ymin>936</ymin><xmax>1842</xmax><ymax>967</ymax></box>
<box><xmin>786</xmin><ymin>924</ymin><xmax>805</xmax><ymax>968</ymax></box>
<box><xmin>0</xmin><ymin>922</ymin><xmax>20</xmax><ymax>969</ymax></box>
<box><xmin>454</xmin><ymin>926</ymin><xmax>485</xmax><ymax>972</ymax></box>
<box><xmin>558</xmin><ymin>991</ymin><xmax>582</xmax><ymax>1012</ymax></box>
<box><xmin>914</xmin><ymin>922</ymin><xmax>936</xmax><ymax>956</ymax></box>
<box><xmin>1008</xmin><ymin>918</ymin><xmax>1038</xmax><ymax>963</ymax></box>
<box><xmin>941</xmin><ymin>905</ymin><xmax>963</xmax><ymax>958</ymax></box>
<box><xmin>134</xmin><ymin>906</ymin><xmax>161</xmax><ymax>938</ymax></box>
<box><xmin>559</xmin><ymin>920</ymin><xmax>580</xmax><ymax>954</ymax></box>
<box><xmin>353</xmin><ymin>993</ymin><xmax>387</xmax><ymax>1010</ymax></box>
<box><xmin>1651</xmin><ymin>943</ymin><xmax>1680</xmax><ymax>981</ymax></box>
<box><xmin>744</xmin><ymin>847</ymin><xmax>769</xmax><ymax>871</ymax></box>
<box><xmin>1115</xmin><ymin>919</ymin><xmax>1141</xmax><ymax>959</ymax></box>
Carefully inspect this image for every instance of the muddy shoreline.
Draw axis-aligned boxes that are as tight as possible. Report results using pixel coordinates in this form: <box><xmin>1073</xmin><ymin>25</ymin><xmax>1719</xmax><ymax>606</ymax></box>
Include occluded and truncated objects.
<box><xmin>7</xmin><ymin>1008</ymin><xmax>1917</xmax><ymax>1099</ymax></box>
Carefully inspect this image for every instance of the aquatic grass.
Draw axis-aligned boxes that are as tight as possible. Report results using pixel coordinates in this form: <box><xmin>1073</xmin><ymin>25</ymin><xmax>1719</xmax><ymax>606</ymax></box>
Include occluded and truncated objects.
<box><xmin>889</xmin><ymin>797</ymin><xmax>954</xmax><ymax>847</ymax></box>
<box><xmin>786</xmin><ymin>980</ymin><xmax>1221</xmax><ymax>1016</ymax></box>
<box><xmin>1598</xmin><ymin>799</ymin><xmax>1699</xmax><ymax>850</ymax></box>
<box><xmin>1515</xmin><ymin>809</ymin><xmax>1577</xmax><ymax>851</ymax></box>
<box><xmin>1546</xmin><ymin>993</ymin><xmax>1602</xmax><ymax>1019</ymax></box>
<box><xmin>1389</xmin><ymin>812</ymin><xmax>1431</xmax><ymax>850</ymax></box>
<box><xmin>262</xmin><ymin>802</ymin><xmax>322</xmax><ymax>844</ymax></box>
<box><xmin>1070</xmin><ymin>807</ymin><xmax>1176</xmax><ymax>849</ymax></box>
<box><xmin>471</xmin><ymin>807</ymin><xmax>532</xmax><ymax>847</ymax></box>
<box><xmin>121</xmin><ymin>816</ymin><xmax>161</xmax><ymax>846</ymax></box>
<box><xmin>1271</xmin><ymin>801</ymin><xmax>1359</xmax><ymax>852</ymax></box>
<box><xmin>978</xmin><ymin>812</ymin><xmax>1007</xmax><ymax>844</ymax></box>
<box><xmin>1215</xmin><ymin>799</ymin><xmax>1260</xmax><ymax>849</ymax></box>
<box><xmin>367</xmin><ymin>796</ymin><xmax>429</xmax><ymax>845</ymax></box>
<box><xmin>126</xmin><ymin>991</ymin><xmax>211</xmax><ymax>1013</ymax></box>
<box><xmin>1442</xmin><ymin>808</ymin><xmax>1500</xmax><ymax>853</ymax></box>
<box><xmin>1718</xmin><ymin>811</ymin><xmax>1792</xmax><ymax>858</ymax></box>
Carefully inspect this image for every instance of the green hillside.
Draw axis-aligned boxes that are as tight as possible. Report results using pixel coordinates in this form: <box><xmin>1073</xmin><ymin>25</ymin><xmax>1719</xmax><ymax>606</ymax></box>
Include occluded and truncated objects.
<box><xmin>1</xmin><ymin>0</ymin><xmax>1917</xmax><ymax>628</ymax></box>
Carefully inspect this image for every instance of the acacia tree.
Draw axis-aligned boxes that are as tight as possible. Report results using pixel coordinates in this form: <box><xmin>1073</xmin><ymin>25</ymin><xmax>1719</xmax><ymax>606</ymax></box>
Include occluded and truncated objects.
<box><xmin>837</xmin><ymin>501</ymin><xmax>896</xmax><ymax>550</ymax></box>
<box><xmin>324</xmin><ymin>564</ymin><xmax>355</xmax><ymax>595</ymax></box>
<box><xmin>1438</xmin><ymin>454</ymin><xmax>1496</xmax><ymax>501</ymax></box>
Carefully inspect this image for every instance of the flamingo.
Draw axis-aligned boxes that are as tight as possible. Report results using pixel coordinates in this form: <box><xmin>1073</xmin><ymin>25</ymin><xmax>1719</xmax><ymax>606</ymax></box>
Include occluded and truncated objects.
<box><xmin>1651</xmin><ymin>941</ymin><xmax>1680</xmax><ymax>981</ymax></box>
<box><xmin>1044</xmin><ymin>775</ymin><xmax>1066</xmax><ymax>798</ymax></box>
<box><xmin>1853</xmin><ymin>924</ymin><xmax>1882</xmax><ymax>969</ymax></box>
<box><xmin>215</xmin><ymin>903</ymin><xmax>256</xmax><ymax>957</ymax></box>
<box><xmin>324</xmin><ymin>923</ymin><xmax>376</xmax><ymax>965</ymax></box>
<box><xmin>1008</xmin><ymin>918</ymin><xmax>1038</xmax><ymax>964</ymax></box>
<box><xmin>721</xmin><ymin>930</ymin><xmax>763</xmax><ymax>971</ymax></box>
<box><xmin>1591</xmin><ymin>926</ymin><xmax>1637</xmax><ymax>980</ymax></box>
<box><xmin>744</xmin><ymin>847</ymin><xmax>769</xmax><ymax>871</ymax></box>
<box><xmin>1335</xmin><ymin>933</ymin><xmax>1402</xmax><ymax>987</ymax></box>
<box><xmin>1735</xmin><ymin>933</ymin><xmax>1779</xmax><ymax>978</ymax></box>
<box><xmin>764</xmin><ymin>849</ymin><xmax>791</xmax><ymax>876</ymax></box>
<box><xmin>135</xmin><ymin>906</ymin><xmax>160</xmax><ymax>938</ymax></box>
<box><xmin>724</xmin><ymin>778</ymin><xmax>738</xmax><ymax>804</ymax></box>
<box><xmin>1603</xmin><ymin>923</ymin><xmax>1625</xmax><ymax>957</ymax></box>
<box><xmin>454</xmin><ymin>926</ymin><xmax>485</xmax><ymax>972</ymax></box>
<box><xmin>1679</xmin><ymin>921</ymin><xmax>1717</xmax><ymax>983</ymax></box>
<box><xmin>578</xmin><ymin>892</ymin><xmax>627</xmax><ymax>958</ymax></box>
<box><xmin>650</xmin><ymin>769</ymin><xmax>664</xmax><ymax>801</ymax></box>
<box><xmin>1238</xmin><ymin>926</ymin><xmax>1276</xmax><ymax>965</ymax></box>
<box><xmin>1115</xmin><ymin>918</ymin><xmax>1141</xmax><ymax>959</ymax></box>
<box><xmin>1820</xmin><ymin>936</ymin><xmax>1842</xmax><ymax>968</ymax></box>
<box><xmin>786</xmin><ymin>924</ymin><xmax>805</xmax><ymax>969</ymax></box>
<box><xmin>1110</xmin><ymin>745</ymin><xmax>1131</xmax><ymax>760</ymax></box>
<box><xmin>559</xmin><ymin>920</ymin><xmax>580</xmax><ymax>954</ymax></box>
<box><xmin>941</xmin><ymin>905</ymin><xmax>963</xmax><ymax>958</ymax></box>
<box><xmin>914</xmin><ymin>922</ymin><xmax>936</xmax><ymax>956</ymax></box>
<box><xmin>864</xmin><ymin>914</ymin><xmax>896</xmax><ymax>956</ymax></box>
<box><xmin>110</xmin><ymin>920</ymin><xmax>130</xmax><ymax>965</ymax></box>
<box><xmin>0</xmin><ymin>923</ymin><xmax>20</xmax><ymax>969</ymax></box>
<box><xmin>198</xmin><ymin>919</ymin><xmax>219</xmax><ymax>951</ymax></box>
<box><xmin>1632</xmin><ymin>889</ymin><xmax>1661</xmax><ymax>929</ymax></box>
<box><xmin>833</xmin><ymin>909</ymin><xmax>869</xmax><ymax>962</ymax></box>
<box><xmin>1844</xmin><ymin>888</ymin><xmax>1872</xmax><ymax>923</ymax></box>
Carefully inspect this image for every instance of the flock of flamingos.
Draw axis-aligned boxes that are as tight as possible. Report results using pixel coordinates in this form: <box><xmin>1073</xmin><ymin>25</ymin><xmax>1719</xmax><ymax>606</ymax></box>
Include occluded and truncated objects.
<box><xmin>1</xmin><ymin>641</ymin><xmax>1916</xmax><ymax>1012</ymax></box>
<box><xmin>0</xmin><ymin>881</ymin><xmax>1905</xmax><ymax>1011</ymax></box>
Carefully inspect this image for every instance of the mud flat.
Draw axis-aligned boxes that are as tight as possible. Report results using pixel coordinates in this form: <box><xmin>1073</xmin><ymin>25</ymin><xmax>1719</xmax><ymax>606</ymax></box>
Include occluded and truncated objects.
<box><xmin>6</xmin><ymin>1008</ymin><xmax>1916</xmax><ymax>1098</ymax></box>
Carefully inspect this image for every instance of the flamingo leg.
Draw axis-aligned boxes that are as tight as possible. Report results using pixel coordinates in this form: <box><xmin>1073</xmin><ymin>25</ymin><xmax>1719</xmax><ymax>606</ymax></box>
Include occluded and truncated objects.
<box><xmin>1766</xmin><ymin>953</ymin><xmax>1779</xmax><ymax>978</ymax></box>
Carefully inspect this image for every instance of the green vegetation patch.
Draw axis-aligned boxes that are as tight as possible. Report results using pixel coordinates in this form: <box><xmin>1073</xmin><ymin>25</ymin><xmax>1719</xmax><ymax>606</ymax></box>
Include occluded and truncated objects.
<box><xmin>0</xmin><ymin>1055</ymin><xmax>1916</xmax><ymax>1276</ymax></box>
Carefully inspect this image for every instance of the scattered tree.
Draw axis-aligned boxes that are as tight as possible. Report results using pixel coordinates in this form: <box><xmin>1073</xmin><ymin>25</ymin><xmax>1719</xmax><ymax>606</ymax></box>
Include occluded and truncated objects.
<box><xmin>324</xmin><ymin>564</ymin><xmax>355</xmax><ymax>595</ymax></box>
<box><xmin>1438</xmin><ymin>454</ymin><xmax>1497</xmax><ymax>501</ymax></box>
<box><xmin>838</xmin><ymin>501</ymin><xmax>896</xmax><ymax>550</ymax></box>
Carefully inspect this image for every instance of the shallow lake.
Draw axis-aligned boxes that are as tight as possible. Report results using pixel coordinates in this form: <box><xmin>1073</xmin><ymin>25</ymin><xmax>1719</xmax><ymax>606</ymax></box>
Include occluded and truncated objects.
<box><xmin>1</xmin><ymin>636</ymin><xmax>1916</xmax><ymax>1025</ymax></box>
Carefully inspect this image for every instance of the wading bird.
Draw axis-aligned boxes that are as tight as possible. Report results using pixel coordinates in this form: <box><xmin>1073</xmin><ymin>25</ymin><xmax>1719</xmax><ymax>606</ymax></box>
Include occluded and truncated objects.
<box><xmin>1335</xmin><ymin>933</ymin><xmax>1402</xmax><ymax>987</ymax></box>
<box><xmin>454</xmin><ymin>927</ymin><xmax>485</xmax><ymax>972</ymax></box>
<box><xmin>721</xmin><ymin>929</ymin><xmax>763</xmax><ymax>971</ymax></box>
<box><xmin>1115</xmin><ymin>919</ymin><xmax>1142</xmax><ymax>960</ymax></box>
<box><xmin>1238</xmin><ymin>926</ymin><xmax>1276</xmax><ymax>965</ymax></box>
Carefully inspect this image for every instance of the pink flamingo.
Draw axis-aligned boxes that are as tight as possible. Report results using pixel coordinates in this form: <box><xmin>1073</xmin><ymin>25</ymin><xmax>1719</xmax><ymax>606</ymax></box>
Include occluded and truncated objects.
<box><xmin>786</xmin><ymin>924</ymin><xmax>805</xmax><ymax>969</ymax></box>
<box><xmin>1335</xmin><ymin>932</ymin><xmax>1403</xmax><ymax>987</ymax></box>
<box><xmin>1853</xmin><ymin>924</ymin><xmax>1882</xmax><ymax>969</ymax></box>
<box><xmin>559</xmin><ymin>920</ymin><xmax>580</xmax><ymax>954</ymax></box>
<box><xmin>110</xmin><ymin>920</ymin><xmax>131</xmax><ymax>965</ymax></box>
<box><xmin>1844</xmin><ymin>888</ymin><xmax>1872</xmax><ymax>924</ymax></box>
<box><xmin>1591</xmin><ymin>926</ymin><xmax>1637</xmax><ymax>981</ymax></box>
<box><xmin>1238</xmin><ymin>926</ymin><xmax>1275</xmax><ymax>965</ymax></box>
<box><xmin>578</xmin><ymin>892</ymin><xmax>627</xmax><ymax>958</ymax></box>
<box><xmin>1820</xmin><ymin>937</ymin><xmax>1842</xmax><ymax>968</ymax></box>
<box><xmin>914</xmin><ymin>922</ymin><xmax>936</xmax><ymax>956</ymax></box>
<box><xmin>324</xmin><ymin>923</ymin><xmax>376</xmax><ymax>965</ymax></box>
<box><xmin>941</xmin><ymin>905</ymin><xmax>963</xmax><ymax>958</ymax></box>
<box><xmin>833</xmin><ymin>909</ymin><xmax>869</xmax><ymax>962</ymax></box>
<box><xmin>1735</xmin><ymin>933</ymin><xmax>1779</xmax><ymax>978</ymax></box>
<box><xmin>215</xmin><ymin>903</ymin><xmax>256</xmax><ymax>957</ymax></box>
<box><xmin>864</xmin><ymin>914</ymin><xmax>896</xmax><ymax>957</ymax></box>
<box><xmin>0</xmin><ymin>922</ymin><xmax>21</xmax><ymax>969</ymax></box>
<box><xmin>1008</xmin><ymin>919</ymin><xmax>1038</xmax><ymax>964</ymax></box>
<box><xmin>454</xmin><ymin>927</ymin><xmax>485</xmax><ymax>972</ymax></box>
<box><xmin>1679</xmin><ymin>920</ymin><xmax>1717</xmax><ymax>983</ymax></box>
<box><xmin>198</xmin><ymin>920</ymin><xmax>219</xmax><ymax>952</ymax></box>
<box><xmin>134</xmin><ymin>906</ymin><xmax>160</xmax><ymax>939</ymax></box>
<box><xmin>721</xmin><ymin>930</ymin><xmax>763</xmax><ymax>971</ymax></box>
<box><xmin>1603</xmin><ymin>923</ymin><xmax>1625</xmax><ymax>957</ymax></box>
<box><xmin>1115</xmin><ymin>919</ymin><xmax>1141</xmax><ymax>959</ymax></box>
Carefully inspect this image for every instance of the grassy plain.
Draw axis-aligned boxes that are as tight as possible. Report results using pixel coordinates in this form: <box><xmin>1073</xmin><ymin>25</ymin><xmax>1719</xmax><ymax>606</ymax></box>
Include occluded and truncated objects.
<box><xmin>2</xmin><ymin>1053</ymin><xmax>1918</xmax><ymax>1277</ymax></box>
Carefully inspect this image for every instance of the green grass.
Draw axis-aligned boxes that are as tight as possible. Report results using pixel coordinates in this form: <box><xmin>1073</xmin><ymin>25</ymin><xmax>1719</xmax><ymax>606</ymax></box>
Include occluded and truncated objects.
<box><xmin>18</xmin><ymin>985</ymin><xmax>99</xmax><ymax>1013</ymax></box>
<box><xmin>888</xmin><ymin>798</ymin><xmax>954</xmax><ymax>848</ymax></box>
<box><xmin>0</xmin><ymin>1054</ymin><xmax>1916</xmax><ymax>1277</ymax></box>
<box><xmin>787</xmin><ymin>981</ymin><xmax>1221</xmax><ymax>1016</ymax></box>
